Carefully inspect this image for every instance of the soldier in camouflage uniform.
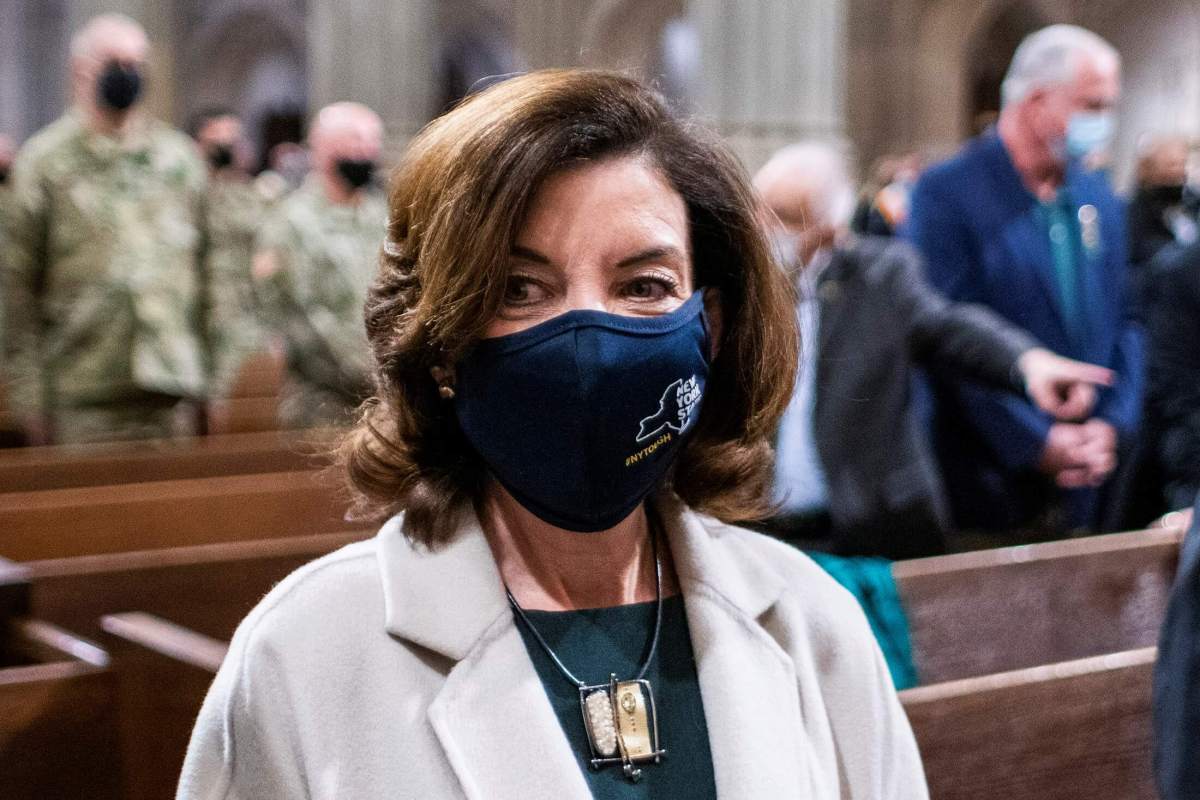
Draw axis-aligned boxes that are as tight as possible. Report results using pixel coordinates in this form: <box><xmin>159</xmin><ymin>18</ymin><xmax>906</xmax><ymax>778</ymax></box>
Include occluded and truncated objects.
<box><xmin>0</xmin><ymin>135</ymin><xmax>15</xmax><ymax>361</ymax></box>
<box><xmin>2</xmin><ymin>14</ymin><xmax>208</xmax><ymax>445</ymax></box>
<box><xmin>0</xmin><ymin>134</ymin><xmax>17</xmax><ymax>443</ymax></box>
<box><xmin>191</xmin><ymin>110</ymin><xmax>281</xmax><ymax>398</ymax></box>
<box><xmin>254</xmin><ymin>102</ymin><xmax>386</xmax><ymax>429</ymax></box>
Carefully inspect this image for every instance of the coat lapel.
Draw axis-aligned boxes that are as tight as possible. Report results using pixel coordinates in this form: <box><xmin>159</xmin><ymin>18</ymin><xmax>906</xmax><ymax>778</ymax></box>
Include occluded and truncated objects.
<box><xmin>427</xmin><ymin>623</ymin><xmax>592</xmax><ymax>800</ymax></box>
<box><xmin>662</xmin><ymin>499</ymin><xmax>829</xmax><ymax>798</ymax></box>
<box><xmin>377</xmin><ymin>514</ymin><xmax>591</xmax><ymax>800</ymax></box>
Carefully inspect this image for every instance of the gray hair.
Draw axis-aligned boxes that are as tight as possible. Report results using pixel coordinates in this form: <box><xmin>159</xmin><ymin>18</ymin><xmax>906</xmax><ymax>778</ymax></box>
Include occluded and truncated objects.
<box><xmin>1001</xmin><ymin>24</ymin><xmax>1120</xmax><ymax>108</ymax></box>
<box><xmin>753</xmin><ymin>141</ymin><xmax>856</xmax><ymax>230</ymax></box>
<box><xmin>69</xmin><ymin>13</ymin><xmax>146</xmax><ymax>62</ymax></box>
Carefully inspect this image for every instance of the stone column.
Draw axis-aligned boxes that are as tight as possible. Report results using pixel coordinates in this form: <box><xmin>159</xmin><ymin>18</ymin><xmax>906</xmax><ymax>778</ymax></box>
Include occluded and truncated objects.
<box><xmin>0</xmin><ymin>1</ymin><xmax>30</xmax><ymax>139</ymax></box>
<box><xmin>307</xmin><ymin>0</ymin><xmax>438</xmax><ymax>151</ymax></box>
<box><xmin>511</xmin><ymin>0</ymin><xmax>596</xmax><ymax>69</ymax></box>
<box><xmin>687</xmin><ymin>0</ymin><xmax>848</xmax><ymax>171</ymax></box>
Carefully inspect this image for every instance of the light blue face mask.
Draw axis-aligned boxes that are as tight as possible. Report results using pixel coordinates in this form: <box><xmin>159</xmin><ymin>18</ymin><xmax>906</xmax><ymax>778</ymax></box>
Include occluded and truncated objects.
<box><xmin>1065</xmin><ymin>111</ymin><xmax>1115</xmax><ymax>159</ymax></box>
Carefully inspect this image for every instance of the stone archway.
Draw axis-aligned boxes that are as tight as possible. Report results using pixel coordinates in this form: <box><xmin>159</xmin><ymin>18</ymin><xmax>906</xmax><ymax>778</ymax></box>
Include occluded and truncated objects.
<box><xmin>963</xmin><ymin>1</ymin><xmax>1055</xmax><ymax>136</ymax></box>
<box><xmin>908</xmin><ymin>0</ymin><xmax>1070</xmax><ymax>155</ymax></box>
<box><xmin>179</xmin><ymin>0</ymin><xmax>307</xmax><ymax>166</ymax></box>
<box><xmin>437</xmin><ymin>0</ymin><xmax>525</xmax><ymax>111</ymax></box>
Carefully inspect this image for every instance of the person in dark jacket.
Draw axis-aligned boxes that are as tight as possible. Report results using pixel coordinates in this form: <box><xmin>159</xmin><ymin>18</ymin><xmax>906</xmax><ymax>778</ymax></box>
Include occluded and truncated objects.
<box><xmin>1129</xmin><ymin>136</ymin><xmax>1198</xmax><ymax>269</ymax></box>
<box><xmin>1128</xmin><ymin>136</ymin><xmax>1199</xmax><ymax>319</ymax></box>
<box><xmin>1148</xmin><ymin>241</ymin><xmax>1200</xmax><ymax>509</ymax></box>
<box><xmin>754</xmin><ymin>142</ymin><xmax>1113</xmax><ymax>558</ymax></box>
<box><xmin>1154</xmin><ymin>492</ymin><xmax>1200</xmax><ymax>799</ymax></box>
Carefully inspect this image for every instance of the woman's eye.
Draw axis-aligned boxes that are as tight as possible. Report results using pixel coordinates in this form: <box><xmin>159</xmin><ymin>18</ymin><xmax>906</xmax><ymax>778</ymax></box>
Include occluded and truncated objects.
<box><xmin>503</xmin><ymin>276</ymin><xmax>544</xmax><ymax>305</ymax></box>
<box><xmin>624</xmin><ymin>276</ymin><xmax>675</xmax><ymax>301</ymax></box>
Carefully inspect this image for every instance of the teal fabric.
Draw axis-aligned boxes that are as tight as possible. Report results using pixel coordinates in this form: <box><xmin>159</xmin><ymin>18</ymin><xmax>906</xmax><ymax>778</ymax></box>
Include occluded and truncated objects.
<box><xmin>515</xmin><ymin>595</ymin><xmax>717</xmax><ymax>799</ymax></box>
<box><xmin>806</xmin><ymin>552</ymin><xmax>920</xmax><ymax>690</ymax></box>
<box><xmin>1037</xmin><ymin>192</ymin><xmax>1087</xmax><ymax>347</ymax></box>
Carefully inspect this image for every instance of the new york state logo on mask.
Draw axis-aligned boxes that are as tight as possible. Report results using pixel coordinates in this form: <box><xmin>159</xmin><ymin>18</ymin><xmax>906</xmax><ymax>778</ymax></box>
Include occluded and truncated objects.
<box><xmin>624</xmin><ymin>376</ymin><xmax>702</xmax><ymax>468</ymax></box>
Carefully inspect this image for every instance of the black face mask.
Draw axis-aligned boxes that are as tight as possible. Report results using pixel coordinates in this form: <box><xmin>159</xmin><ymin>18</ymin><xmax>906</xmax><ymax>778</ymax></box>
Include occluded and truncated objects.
<box><xmin>1147</xmin><ymin>184</ymin><xmax>1186</xmax><ymax>207</ymax></box>
<box><xmin>207</xmin><ymin>144</ymin><xmax>234</xmax><ymax>170</ymax></box>
<box><xmin>335</xmin><ymin>158</ymin><xmax>375</xmax><ymax>190</ymax></box>
<box><xmin>0</xmin><ymin>167</ymin><xmax>8</xmax><ymax>186</ymax></box>
<box><xmin>97</xmin><ymin>61</ymin><xmax>143</xmax><ymax>111</ymax></box>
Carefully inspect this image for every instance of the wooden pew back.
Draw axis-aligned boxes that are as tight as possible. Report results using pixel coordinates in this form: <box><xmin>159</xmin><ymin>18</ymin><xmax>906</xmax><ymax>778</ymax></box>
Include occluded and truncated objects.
<box><xmin>0</xmin><ymin>618</ymin><xmax>120</xmax><ymax>799</ymax></box>
<box><xmin>0</xmin><ymin>470</ymin><xmax>357</xmax><ymax>561</ymax></box>
<box><xmin>102</xmin><ymin>613</ymin><xmax>227</xmax><ymax>800</ymax></box>
<box><xmin>18</xmin><ymin>531</ymin><xmax>367</xmax><ymax>642</ymax></box>
<box><xmin>895</xmin><ymin>528</ymin><xmax>1179</xmax><ymax>684</ymax></box>
<box><xmin>894</xmin><ymin>529</ymin><xmax>1181</xmax><ymax>800</ymax></box>
<box><xmin>0</xmin><ymin>431</ymin><xmax>332</xmax><ymax>493</ymax></box>
<box><xmin>901</xmin><ymin>647</ymin><xmax>1156</xmax><ymax>800</ymax></box>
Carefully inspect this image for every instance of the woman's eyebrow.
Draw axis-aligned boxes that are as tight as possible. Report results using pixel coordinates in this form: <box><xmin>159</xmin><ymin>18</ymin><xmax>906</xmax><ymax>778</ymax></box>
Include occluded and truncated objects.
<box><xmin>510</xmin><ymin>244</ymin><xmax>552</xmax><ymax>264</ymax></box>
<box><xmin>616</xmin><ymin>246</ymin><xmax>684</xmax><ymax>268</ymax></box>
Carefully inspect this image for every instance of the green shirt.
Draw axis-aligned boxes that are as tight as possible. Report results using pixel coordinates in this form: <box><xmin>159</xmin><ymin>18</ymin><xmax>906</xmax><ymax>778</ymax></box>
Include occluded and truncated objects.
<box><xmin>1037</xmin><ymin>192</ymin><xmax>1087</xmax><ymax>349</ymax></box>
<box><xmin>516</xmin><ymin>595</ymin><xmax>717</xmax><ymax>799</ymax></box>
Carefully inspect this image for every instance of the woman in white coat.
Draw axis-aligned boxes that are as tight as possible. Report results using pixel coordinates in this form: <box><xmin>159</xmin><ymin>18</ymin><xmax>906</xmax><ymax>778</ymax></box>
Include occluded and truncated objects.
<box><xmin>177</xmin><ymin>69</ymin><xmax>930</xmax><ymax>799</ymax></box>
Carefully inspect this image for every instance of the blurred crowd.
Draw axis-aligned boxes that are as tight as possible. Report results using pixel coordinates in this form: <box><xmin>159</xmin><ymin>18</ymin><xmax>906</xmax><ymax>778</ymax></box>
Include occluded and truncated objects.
<box><xmin>2</xmin><ymin>14</ymin><xmax>1199</xmax><ymax>558</ymax></box>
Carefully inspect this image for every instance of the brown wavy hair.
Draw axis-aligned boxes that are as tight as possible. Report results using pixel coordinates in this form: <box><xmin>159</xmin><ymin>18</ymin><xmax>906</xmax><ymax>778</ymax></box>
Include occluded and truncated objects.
<box><xmin>338</xmin><ymin>69</ymin><xmax>798</xmax><ymax>546</ymax></box>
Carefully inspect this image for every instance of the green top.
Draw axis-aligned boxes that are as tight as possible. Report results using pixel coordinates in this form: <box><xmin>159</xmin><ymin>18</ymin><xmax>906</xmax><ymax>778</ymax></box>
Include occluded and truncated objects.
<box><xmin>515</xmin><ymin>595</ymin><xmax>717</xmax><ymax>799</ymax></box>
<box><xmin>806</xmin><ymin>551</ymin><xmax>919</xmax><ymax>690</ymax></box>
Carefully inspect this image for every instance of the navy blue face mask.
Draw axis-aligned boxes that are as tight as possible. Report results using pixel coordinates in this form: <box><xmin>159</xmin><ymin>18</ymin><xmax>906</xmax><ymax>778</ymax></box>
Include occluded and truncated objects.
<box><xmin>454</xmin><ymin>291</ymin><xmax>711</xmax><ymax>532</ymax></box>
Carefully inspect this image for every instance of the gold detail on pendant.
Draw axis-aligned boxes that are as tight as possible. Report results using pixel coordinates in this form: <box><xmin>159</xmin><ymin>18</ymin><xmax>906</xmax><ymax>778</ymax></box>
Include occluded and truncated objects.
<box><xmin>613</xmin><ymin>681</ymin><xmax>653</xmax><ymax>759</ymax></box>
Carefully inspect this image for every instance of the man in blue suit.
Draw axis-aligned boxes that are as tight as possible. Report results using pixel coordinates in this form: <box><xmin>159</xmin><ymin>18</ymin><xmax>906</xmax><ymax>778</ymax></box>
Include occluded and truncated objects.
<box><xmin>907</xmin><ymin>25</ymin><xmax>1144</xmax><ymax>533</ymax></box>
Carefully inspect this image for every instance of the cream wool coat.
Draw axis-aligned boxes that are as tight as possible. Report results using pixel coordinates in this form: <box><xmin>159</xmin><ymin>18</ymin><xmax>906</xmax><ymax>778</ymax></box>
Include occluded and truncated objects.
<box><xmin>177</xmin><ymin>498</ymin><xmax>929</xmax><ymax>799</ymax></box>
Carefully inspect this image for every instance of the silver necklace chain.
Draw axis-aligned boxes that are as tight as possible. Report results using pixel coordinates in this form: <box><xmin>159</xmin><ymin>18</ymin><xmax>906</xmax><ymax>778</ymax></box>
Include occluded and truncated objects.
<box><xmin>505</xmin><ymin>523</ymin><xmax>664</xmax><ymax>689</ymax></box>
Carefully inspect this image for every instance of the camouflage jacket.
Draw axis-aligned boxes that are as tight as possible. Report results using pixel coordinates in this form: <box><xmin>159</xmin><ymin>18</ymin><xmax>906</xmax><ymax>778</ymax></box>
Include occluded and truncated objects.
<box><xmin>254</xmin><ymin>178</ymin><xmax>385</xmax><ymax>428</ymax></box>
<box><xmin>2</xmin><ymin>111</ymin><xmax>209</xmax><ymax>418</ymax></box>
<box><xmin>204</xmin><ymin>176</ymin><xmax>277</xmax><ymax>395</ymax></box>
<box><xmin>0</xmin><ymin>185</ymin><xmax>12</xmax><ymax>375</ymax></box>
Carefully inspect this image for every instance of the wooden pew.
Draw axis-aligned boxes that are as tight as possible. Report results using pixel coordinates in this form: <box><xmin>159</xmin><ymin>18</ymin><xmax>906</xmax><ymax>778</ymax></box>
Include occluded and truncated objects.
<box><xmin>1</xmin><ymin>561</ymin><xmax>121</xmax><ymax>798</ymax></box>
<box><xmin>102</xmin><ymin>613</ymin><xmax>228</xmax><ymax>800</ymax></box>
<box><xmin>0</xmin><ymin>430</ymin><xmax>333</xmax><ymax>493</ymax></box>
<box><xmin>3</xmin><ymin>531</ymin><xmax>362</xmax><ymax>799</ymax></box>
<box><xmin>895</xmin><ymin>527</ymin><xmax>1181</xmax><ymax>800</ymax></box>
<box><xmin>901</xmin><ymin>647</ymin><xmax>1156</xmax><ymax>800</ymax></box>
<box><xmin>0</xmin><ymin>470</ymin><xmax>357</xmax><ymax>561</ymax></box>
<box><xmin>3</xmin><ymin>532</ymin><xmax>360</xmax><ymax>800</ymax></box>
<box><xmin>213</xmin><ymin>395</ymin><xmax>283</xmax><ymax>434</ymax></box>
<box><xmin>897</xmin><ymin>527</ymin><xmax>1179</xmax><ymax>682</ymax></box>
<box><xmin>15</xmin><ymin>531</ymin><xmax>366</xmax><ymax>642</ymax></box>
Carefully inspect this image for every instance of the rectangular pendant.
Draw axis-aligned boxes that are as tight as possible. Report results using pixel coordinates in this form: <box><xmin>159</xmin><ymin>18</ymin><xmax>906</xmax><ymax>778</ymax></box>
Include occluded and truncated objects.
<box><xmin>578</xmin><ymin>675</ymin><xmax>665</xmax><ymax>781</ymax></box>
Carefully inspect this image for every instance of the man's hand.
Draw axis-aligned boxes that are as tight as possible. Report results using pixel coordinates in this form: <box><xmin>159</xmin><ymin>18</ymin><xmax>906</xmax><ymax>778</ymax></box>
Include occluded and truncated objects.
<box><xmin>1038</xmin><ymin>419</ymin><xmax>1118</xmax><ymax>488</ymax></box>
<box><xmin>1019</xmin><ymin>348</ymin><xmax>1114</xmax><ymax>421</ymax></box>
